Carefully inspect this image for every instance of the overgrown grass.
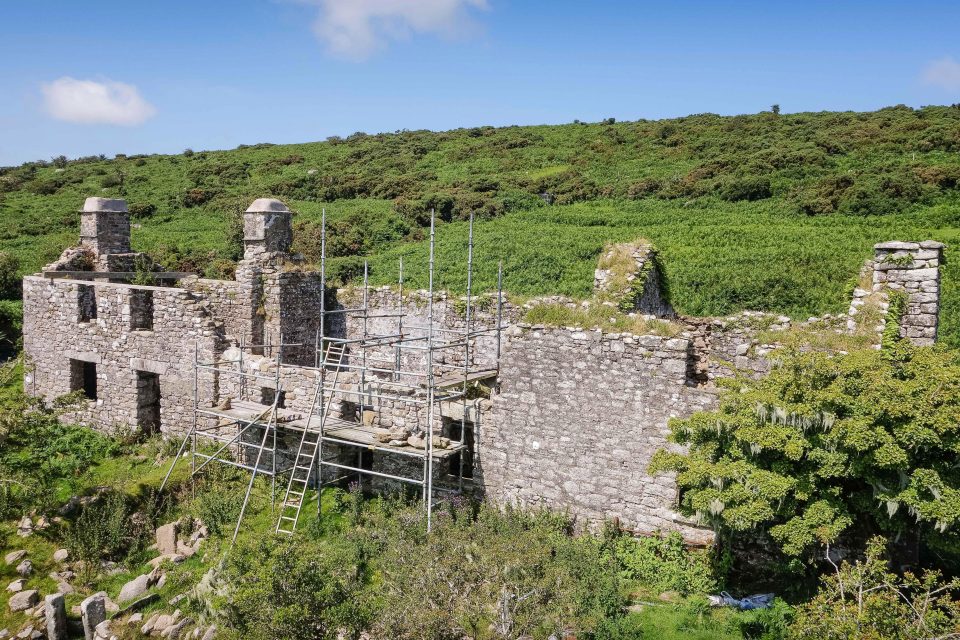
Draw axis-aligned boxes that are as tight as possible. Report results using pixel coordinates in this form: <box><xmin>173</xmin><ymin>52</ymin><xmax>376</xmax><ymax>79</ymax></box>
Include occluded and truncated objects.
<box><xmin>523</xmin><ymin>300</ymin><xmax>680</xmax><ymax>336</ymax></box>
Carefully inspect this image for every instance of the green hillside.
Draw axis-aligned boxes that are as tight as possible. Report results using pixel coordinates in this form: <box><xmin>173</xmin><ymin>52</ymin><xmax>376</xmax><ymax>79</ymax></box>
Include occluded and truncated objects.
<box><xmin>2</xmin><ymin>105</ymin><xmax>960</xmax><ymax>344</ymax></box>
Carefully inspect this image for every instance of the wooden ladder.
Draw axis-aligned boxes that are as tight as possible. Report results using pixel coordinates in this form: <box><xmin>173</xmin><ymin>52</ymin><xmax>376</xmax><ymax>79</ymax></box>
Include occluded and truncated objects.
<box><xmin>275</xmin><ymin>343</ymin><xmax>346</xmax><ymax>534</ymax></box>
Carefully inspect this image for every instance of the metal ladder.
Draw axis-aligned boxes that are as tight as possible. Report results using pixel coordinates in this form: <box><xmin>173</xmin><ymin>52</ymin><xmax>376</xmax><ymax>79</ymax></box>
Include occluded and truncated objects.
<box><xmin>275</xmin><ymin>343</ymin><xmax>347</xmax><ymax>534</ymax></box>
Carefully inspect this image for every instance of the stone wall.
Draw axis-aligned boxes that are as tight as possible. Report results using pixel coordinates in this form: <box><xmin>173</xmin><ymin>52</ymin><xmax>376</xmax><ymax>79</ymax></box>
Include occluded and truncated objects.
<box><xmin>486</xmin><ymin>325</ymin><xmax>716</xmax><ymax>542</ymax></box>
<box><xmin>23</xmin><ymin>276</ymin><xmax>227</xmax><ymax>436</ymax></box>
<box><xmin>593</xmin><ymin>242</ymin><xmax>674</xmax><ymax>317</ymax></box>
<box><xmin>23</xmin><ymin>196</ymin><xmax>949</xmax><ymax>544</ymax></box>
<box><xmin>848</xmin><ymin>241</ymin><xmax>944</xmax><ymax>346</ymax></box>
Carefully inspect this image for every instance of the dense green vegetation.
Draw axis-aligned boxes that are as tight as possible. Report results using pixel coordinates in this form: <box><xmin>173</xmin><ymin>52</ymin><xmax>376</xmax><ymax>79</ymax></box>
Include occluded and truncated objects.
<box><xmin>2</xmin><ymin>106</ymin><xmax>960</xmax><ymax>343</ymax></box>
<box><xmin>0</xmin><ymin>355</ymin><xmax>791</xmax><ymax>639</ymax></box>
<box><xmin>653</xmin><ymin>341</ymin><xmax>960</xmax><ymax>562</ymax></box>
<box><xmin>4</xmin><ymin>106</ymin><xmax>960</xmax><ymax>637</ymax></box>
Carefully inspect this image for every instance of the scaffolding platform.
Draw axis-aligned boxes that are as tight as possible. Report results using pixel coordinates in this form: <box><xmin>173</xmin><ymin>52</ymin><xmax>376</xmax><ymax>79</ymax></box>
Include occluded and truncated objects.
<box><xmin>162</xmin><ymin>209</ymin><xmax>504</xmax><ymax>540</ymax></box>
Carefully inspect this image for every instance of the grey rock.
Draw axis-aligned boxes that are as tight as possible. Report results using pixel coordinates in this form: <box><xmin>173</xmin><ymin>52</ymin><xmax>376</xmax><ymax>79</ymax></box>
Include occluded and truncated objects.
<box><xmin>6</xmin><ymin>579</ymin><xmax>24</xmax><ymax>593</ymax></box>
<box><xmin>155</xmin><ymin>522</ymin><xmax>179</xmax><ymax>555</ymax></box>
<box><xmin>162</xmin><ymin>616</ymin><xmax>193</xmax><ymax>639</ymax></box>
<box><xmin>52</xmin><ymin>549</ymin><xmax>69</xmax><ymax>563</ymax></box>
<box><xmin>8</xmin><ymin>590</ymin><xmax>39</xmax><ymax>612</ymax></box>
<box><xmin>44</xmin><ymin>593</ymin><xmax>68</xmax><ymax>640</ymax></box>
<box><xmin>4</xmin><ymin>550</ymin><xmax>26</xmax><ymax>565</ymax></box>
<box><xmin>118</xmin><ymin>574</ymin><xmax>152</xmax><ymax>603</ymax></box>
<box><xmin>80</xmin><ymin>594</ymin><xmax>106</xmax><ymax>640</ymax></box>
<box><xmin>15</xmin><ymin>560</ymin><xmax>32</xmax><ymax>577</ymax></box>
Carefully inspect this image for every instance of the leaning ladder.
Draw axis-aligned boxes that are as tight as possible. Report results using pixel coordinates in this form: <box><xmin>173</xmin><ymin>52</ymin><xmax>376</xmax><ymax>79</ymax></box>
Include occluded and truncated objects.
<box><xmin>275</xmin><ymin>343</ymin><xmax>347</xmax><ymax>534</ymax></box>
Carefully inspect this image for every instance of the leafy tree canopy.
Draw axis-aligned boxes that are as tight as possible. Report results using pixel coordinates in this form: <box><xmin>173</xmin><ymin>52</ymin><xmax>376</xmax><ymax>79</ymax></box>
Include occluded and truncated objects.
<box><xmin>650</xmin><ymin>341</ymin><xmax>960</xmax><ymax>557</ymax></box>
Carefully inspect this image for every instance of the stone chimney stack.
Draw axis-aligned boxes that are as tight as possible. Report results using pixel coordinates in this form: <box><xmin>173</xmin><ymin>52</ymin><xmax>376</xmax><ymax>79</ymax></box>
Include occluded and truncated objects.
<box><xmin>79</xmin><ymin>197</ymin><xmax>130</xmax><ymax>256</ymax></box>
<box><xmin>872</xmin><ymin>240</ymin><xmax>944</xmax><ymax>346</ymax></box>
<box><xmin>243</xmin><ymin>198</ymin><xmax>292</xmax><ymax>258</ymax></box>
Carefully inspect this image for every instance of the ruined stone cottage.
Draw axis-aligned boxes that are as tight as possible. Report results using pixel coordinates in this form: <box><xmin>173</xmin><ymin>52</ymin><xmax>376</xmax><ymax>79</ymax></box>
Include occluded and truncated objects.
<box><xmin>22</xmin><ymin>197</ymin><xmax>945</xmax><ymax>541</ymax></box>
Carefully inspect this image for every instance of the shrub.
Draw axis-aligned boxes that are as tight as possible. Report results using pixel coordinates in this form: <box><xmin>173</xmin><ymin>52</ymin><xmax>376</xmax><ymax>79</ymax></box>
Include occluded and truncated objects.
<box><xmin>367</xmin><ymin>502</ymin><xmax>626</xmax><ymax>639</ymax></box>
<box><xmin>217</xmin><ymin>536</ymin><xmax>370</xmax><ymax>640</ymax></box>
<box><xmin>651</xmin><ymin>342</ymin><xmax>960</xmax><ymax>560</ymax></box>
<box><xmin>790</xmin><ymin>537</ymin><xmax>960</xmax><ymax>639</ymax></box>
<box><xmin>128</xmin><ymin>202</ymin><xmax>157</xmax><ymax>219</ymax></box>
<box><xmin>100</xmin><ymin>173</ymin><xmax>122</xmax><ymax>188</ymax></box>
<box><xmin>0</xmin><ymin>251</ymin><xmax>21</xmax><ymax>299</ymax></box>
<box><xmin>64</xmin><ymin>492</ymin><xmax>134</xmax><ymax>583</ymax></box>
<box><xmin>719</xmin><ymin>176</ymin><xmax>772</xmax><ymax>202</ymax></box>
<box><xmin>614</xmin><ymin>531</ymin><xmax>718</xmax><ymax>596</ymax></box>
<box><xmin>191</xmin><ymin>483</ymin><xmax>243</xmax><ymax>537</ymax></box>
<box><xmin>182</xmin><ymin>187</ymin><xmax>218</xmax><ymax>208</ymax></box>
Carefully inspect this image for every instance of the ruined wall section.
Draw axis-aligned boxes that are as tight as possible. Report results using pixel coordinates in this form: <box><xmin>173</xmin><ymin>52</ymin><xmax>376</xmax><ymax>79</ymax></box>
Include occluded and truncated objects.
<box><xmin>848</xmin><ymin>241</ymin><xmax>944</xmax><ymax>346</ymax></box>
<box><xmin>23</xmin><ymin>276</ymin><xmax>227</xmax><ymax>436</ymax></box>
<box><xmin>486</xmin><ymin>325</ymin><xmax>716</xmax><ymax>543</ymax></box>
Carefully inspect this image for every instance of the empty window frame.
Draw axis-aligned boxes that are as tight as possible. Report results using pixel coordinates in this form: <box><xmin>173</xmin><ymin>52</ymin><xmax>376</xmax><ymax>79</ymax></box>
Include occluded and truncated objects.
<box><xmin>261</xmin><ymin>387</ymin><xmax>286</xmax><ymax>408</ymax></box>
<box><xmin>77</xmin><ymin>285</ymin><xmax>97</xmax><ymax>322</ymax></box>
<box><xmin>444</xmin><ymin>419</ymin><xmax>475</xmax><ymax>479</ymax></box>
<box><xmin>69</xmin><ymin>359</ymin><xmax>97</xmax><ymax>400</ymax></box>
<box><xmin>136</xmin><ymin>371</ymin><xmax>161</xmax><ymax>434</ymax></box>
<box><xmin>130</xmin><ymin>289</ymin><xmax>154</xmax><ymax>330</ymax></box>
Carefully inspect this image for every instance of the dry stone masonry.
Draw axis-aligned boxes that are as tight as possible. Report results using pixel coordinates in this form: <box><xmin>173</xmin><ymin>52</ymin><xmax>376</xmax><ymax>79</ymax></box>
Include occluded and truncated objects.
<box><xmin>22</xmin><ymin>196</ymin><xmax>946</xmax><ymax>542</ymax></box>
<box><xmin>848</xmin><ymin>240</ymin><xmax>945</xmax><ymax>345</ymax></box>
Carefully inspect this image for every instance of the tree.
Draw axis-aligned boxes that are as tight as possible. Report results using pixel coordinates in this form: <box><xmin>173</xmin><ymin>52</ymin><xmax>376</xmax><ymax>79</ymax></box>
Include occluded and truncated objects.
<box><xmin>791</xmin><ymin>537</ymin><xmax>960</xmax><ymax>639</ymax></box>
<box><xmin>771</xmin><ymin>104</ymin><xmax>781</xmax><ymax>115</ymax></box>
<box><xmin>650</xmin><ymin>341</ymin><xmax>960</xmax><ymax>559</ymax></box>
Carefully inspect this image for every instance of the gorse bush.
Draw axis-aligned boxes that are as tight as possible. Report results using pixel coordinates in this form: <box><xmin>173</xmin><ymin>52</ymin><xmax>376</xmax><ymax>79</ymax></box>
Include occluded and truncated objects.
<box><xmin>64</xmin><ymin>491</ymin><xmax>141</xmax><ymax>584</ymax></box>
<box><xmin>218</xmin><ymin>536</ymin><xmax>371</xmax><ymax>640</ymax></box>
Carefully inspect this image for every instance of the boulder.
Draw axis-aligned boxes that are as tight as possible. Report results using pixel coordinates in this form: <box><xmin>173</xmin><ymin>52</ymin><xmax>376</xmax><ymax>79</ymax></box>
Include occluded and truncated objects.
<box><xmin>15</xmin><ymin>560</ymin><xmax>32</xmax><ymax>577</ymax></box>
<box><xmin>4</xmin><ymin>551</ymin><xmax>26</xmax><ymax>565</ymax></box>
<box><xmin>8</xmin><ymin>590</ymin><xmax>39</xmax><ymax>613</ymax></box>
<box><xmin>201</xmin><ymin>625</ymin><xmax>217</xmax><ymax>640</ymax></box>
<box><xmin>80</xmin><ymin>594</ymin><xmax>106</xmax><ymax>640</ymax></box>
<box><xmin>148</xmin><ymin>612</ymin><xmax>177</xmax><ymax>636</ymax></box>
<box><xmin>6</xmin><ymin>579</ymin><xmax>24</xmax><ymax>593</ymax></box>
<box><xmin>34</xmin><ymin>517</ymin><xmax>49</xmax><ymax>530</ymax></box>
<box><xmin>52</xmin><ymin>549</ymin><xmax>69</xmax><ymax>563</ymax></box>
<box><xmin>161</xmin><ymin>617</ymin><xmax>193</xmax><ymax>639</ymax></box>
<box><xmin>44</xmin><ymin>593</ymin><xmax>67</xmax><ymax>640</ymax></box>
<box><xmin>155</xmin><ymin>522</ymin><xmax>179</xmax><ymax>555</ymax></box>
<box><xmin>128</xmin><ymin>613</ymin><xmax>143</xmax><ymax>625</ymax></box>
<box><xmin>147</xmin><ymin>554</ymin><xmax>184</xmax><ymax>569</ymax></box>
<box><xmin>16</xmin><ymin>517</ymin><xmax>32</xmax><ymax>537</ymax></box>
<box><xmin>118</xmin><ymin>574</ymin><xmax>152</xmax><ymax>603</ymax></box>
<box><xmin>140</xmin><ymin>614</ymin><xmax>161</xmax><ymax>635</ymax></box>
<box><xmin>93</xmin><ymin>620</ymin><xmax>112</xmax><ymax>640</ymax></box>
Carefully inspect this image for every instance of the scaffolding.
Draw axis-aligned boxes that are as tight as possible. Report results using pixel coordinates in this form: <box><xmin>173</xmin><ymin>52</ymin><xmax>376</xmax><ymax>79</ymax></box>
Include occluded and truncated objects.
<box><xmin>161</xmin><ymin>210</ymin><xmax>504</xmax><ymax>539</ymax></box>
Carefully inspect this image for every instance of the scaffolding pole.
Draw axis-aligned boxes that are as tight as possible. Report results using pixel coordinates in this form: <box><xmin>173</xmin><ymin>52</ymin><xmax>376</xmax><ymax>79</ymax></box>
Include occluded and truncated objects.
<box><xmin>175</xmin><ymin>202</ymin><xmax>505</xmax><ymax>540</ymax></box>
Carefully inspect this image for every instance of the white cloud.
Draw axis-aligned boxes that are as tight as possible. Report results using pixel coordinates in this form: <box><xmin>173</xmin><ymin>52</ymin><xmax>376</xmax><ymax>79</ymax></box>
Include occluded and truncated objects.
<box><xmin>921</xmin><ymin>57</ymin><xmax>960</xmax><ymax>92</ymax></box>
<box><xmin>41</xmin><ymin>77</ymin><xmax>156</xmax><ymax>126</ymax></box>
<box><xmin>306</xmin><ymin>0</ymin><xmax>488</xmax><ymax>61</ymax></box>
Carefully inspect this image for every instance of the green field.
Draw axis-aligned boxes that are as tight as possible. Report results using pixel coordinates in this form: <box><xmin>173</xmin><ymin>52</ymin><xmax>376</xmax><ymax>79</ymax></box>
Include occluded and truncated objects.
<box><xmin>2</xmin><ymin>105</ymin><xmax>959</xmax><ymax>343</ymax></box>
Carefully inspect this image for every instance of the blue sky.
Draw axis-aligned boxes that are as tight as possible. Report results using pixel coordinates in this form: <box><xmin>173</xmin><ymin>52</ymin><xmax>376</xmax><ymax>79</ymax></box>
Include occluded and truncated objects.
<box><xmin>1</xmin><ymin>0</ymin><xmax>959</xmax><ymax>166</ymax></box>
